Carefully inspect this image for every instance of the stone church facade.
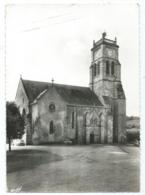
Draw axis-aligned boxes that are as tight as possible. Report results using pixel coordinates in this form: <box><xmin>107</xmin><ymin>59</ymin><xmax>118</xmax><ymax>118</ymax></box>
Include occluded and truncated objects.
<box><xmin>15</xmin><ymin>33</ymin><xmax>126</xmax><ymax>145</ymax></box>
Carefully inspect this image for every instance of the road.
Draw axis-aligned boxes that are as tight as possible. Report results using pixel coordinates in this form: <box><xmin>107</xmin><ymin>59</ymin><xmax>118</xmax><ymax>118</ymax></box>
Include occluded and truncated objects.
<box><xmin>7</xmin><ymin>145</ymin><xmax>140</xmax><ymax>192</ymax></box>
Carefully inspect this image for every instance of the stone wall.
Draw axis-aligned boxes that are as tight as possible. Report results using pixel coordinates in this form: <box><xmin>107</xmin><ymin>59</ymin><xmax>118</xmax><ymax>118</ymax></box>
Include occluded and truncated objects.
<box><xmin>112</xmin><ymin>99</ymin><xmax>126</xmax><ymax>143</ymax></box>
<box><xmin>90</xmin><ymin>77</ymin><xmax>126</xmax><ymax>144</ymax></box>
<box><xmin>117</xmin><ymin>99</ymin><xmax>126</xmax><ymax>143</ymax></box>
<box><xmin>31</xmin><ymin>87</ymin><xmax>67</xmax><ymax>144</ymax></box>
<box><xmin>31</xmin><ymin>96</ymin><xmax>114</xmax><ymax>145</ymax></box>
<box><xmin>66</xmin><ymin>105</ymin><xmax>113</xmax><ymax>144</ymax></box>
<box><xmin>93</xmin><ymin>80</ymin><xmax>123</xmax><ymax>98</ymax></box>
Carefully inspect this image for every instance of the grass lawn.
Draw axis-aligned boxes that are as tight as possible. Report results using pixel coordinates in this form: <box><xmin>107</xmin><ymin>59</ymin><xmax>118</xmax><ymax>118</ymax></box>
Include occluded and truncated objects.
<box><xmin>7</xmin><ymin>149</ymin><xmax>62</xmax><ymax>173</ymax></box>
<box><xmin>7</xmin><ymin>145</ymin><xmax>140</xmax><ymax>192</ymax></box>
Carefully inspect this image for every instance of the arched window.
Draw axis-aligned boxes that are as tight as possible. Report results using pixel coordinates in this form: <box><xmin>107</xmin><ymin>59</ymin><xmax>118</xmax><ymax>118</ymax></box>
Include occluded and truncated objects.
<box><xmin>106</xmin><ymin>61</ymin><xmax>110</xmax><ymax>75</ymax></box>
<box><xmin>111</xmin><ymin>61</ymin><xmax>115</xmax><ymax>75</ymax></box>
<box><xmin>94</xmin><ymin>64</ymin><xmax>96</xmax><ymax>76</ymax></box>
<box><xmin>22</xmin><ymin>108</ymin><xmax>26</xmax><ymax>116</ymax></box>
<box><xmin>97</xmin><ymin>62</ymin><xmax>100</xmax><ymax>75</ymax></box>
<box><xmin>22</xmin><ymin>109</ymin><xmax>26</xmax><ymax>125</ymax></box>
<box><xmin>50</xmin><ymin>121</ymin><xmax>54</xmax><ymax>134</ymax></box>
<box><xmin>84</xmin><ymin>112</ymin><xmax>87</xmax><ymax>127</ymax></box>
<box><xmin>72</xmin><ymin>112</ymin><xmax>75</xmax><ymax>129</ymax></box>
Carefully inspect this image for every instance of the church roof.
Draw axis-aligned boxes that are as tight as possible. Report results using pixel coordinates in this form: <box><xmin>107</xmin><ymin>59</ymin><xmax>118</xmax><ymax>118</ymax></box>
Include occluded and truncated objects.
<box><xmin>22</xmin><ymin>79</ymin><xmax>103</xmax><ymax>106</ymax></box>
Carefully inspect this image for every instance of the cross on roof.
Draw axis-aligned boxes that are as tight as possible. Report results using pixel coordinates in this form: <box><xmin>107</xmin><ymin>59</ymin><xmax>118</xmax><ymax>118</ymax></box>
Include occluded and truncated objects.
<box><xmin>51</xmin><ymin>78</ymin><xmax>54</xmax><ymax>86</ymax></box>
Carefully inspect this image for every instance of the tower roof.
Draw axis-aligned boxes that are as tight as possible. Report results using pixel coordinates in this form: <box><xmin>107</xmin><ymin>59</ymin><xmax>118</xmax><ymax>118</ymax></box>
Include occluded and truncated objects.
<box><xmin>91</xmin><ymin>32</ymin><xmax>119</xmax><ymax>51</ymax></box>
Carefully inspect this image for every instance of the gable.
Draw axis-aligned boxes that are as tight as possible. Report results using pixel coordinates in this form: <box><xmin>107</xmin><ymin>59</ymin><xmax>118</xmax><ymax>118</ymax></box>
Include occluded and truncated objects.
<box><xmin>32</xmin><ymin>86</ymin><xmax>67</xmax><ymax>105</ymax></box>
<box><xmin>15</xmin><ymin>78</ymin><xmax>29</xmax><ymax>114</ymax></box>
<box><xmin>22</xmin><ymin>79</ymin><xmax>49</xmax><ymax>103</ymax></box>
<box><xmin>31</xmin><ymin>87</ymin><xmax>67</xmax><ymax>122</ymax></box>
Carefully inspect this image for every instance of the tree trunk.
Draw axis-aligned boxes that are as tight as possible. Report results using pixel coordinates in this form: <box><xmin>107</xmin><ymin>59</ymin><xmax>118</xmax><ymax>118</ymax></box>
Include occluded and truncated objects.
<box><xmin>8</xmin><ymin>137</ymin><xmax>11</xmax><ymax>151</ymax></box>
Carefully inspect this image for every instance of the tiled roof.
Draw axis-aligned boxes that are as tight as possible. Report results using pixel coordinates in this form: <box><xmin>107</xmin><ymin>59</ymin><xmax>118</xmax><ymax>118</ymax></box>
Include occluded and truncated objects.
<box><xmin>91</xmin><ymin>37</ymin><xmax>119</xmax><ymax>51</ymax></box>
<box><xmin>22</xmin><ymin>79</ymin><xmax>103</xmax><ymax>106</ymax></box>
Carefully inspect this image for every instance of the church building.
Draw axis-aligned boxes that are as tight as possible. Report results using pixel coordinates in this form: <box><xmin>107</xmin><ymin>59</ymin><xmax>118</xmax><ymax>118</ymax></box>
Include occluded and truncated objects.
<box><xmin>15</xmin><ymin>33</ymin><xmax>126</xmax><ymax>145</ymax></box>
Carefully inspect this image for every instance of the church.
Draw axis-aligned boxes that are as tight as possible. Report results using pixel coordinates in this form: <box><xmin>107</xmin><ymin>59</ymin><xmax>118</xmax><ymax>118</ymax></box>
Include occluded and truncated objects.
<box><xmin>15</xmin><ymin>33</ymin><xmax>126</xmax><ymax>145</ymax></box>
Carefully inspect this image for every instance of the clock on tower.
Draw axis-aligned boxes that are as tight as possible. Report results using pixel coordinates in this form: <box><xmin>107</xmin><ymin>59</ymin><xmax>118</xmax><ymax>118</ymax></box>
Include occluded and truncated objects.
<box><xmin>106</xmin><ymin>48</ymin><xmax>116</xmax><ymax>58</ymax></box>
<box><xmin>94</xmin><ymin>48</ymin><xmax>101</xmax><ymax>60</ymax></box>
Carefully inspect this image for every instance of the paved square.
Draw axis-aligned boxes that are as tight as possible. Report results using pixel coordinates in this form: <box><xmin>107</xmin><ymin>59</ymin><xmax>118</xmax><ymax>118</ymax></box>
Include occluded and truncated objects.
<box><xmin>7</xmin><ymin>145</ymin><xmax>140</xmax><ymax>192</ymax></box>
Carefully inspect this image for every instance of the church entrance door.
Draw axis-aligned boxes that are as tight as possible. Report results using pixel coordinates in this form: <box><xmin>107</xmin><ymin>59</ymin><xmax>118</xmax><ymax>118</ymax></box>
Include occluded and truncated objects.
<box><xmin>90</xmin><ymin>132</ymin><xmax>94</xmax><ymax>144</ymax></box>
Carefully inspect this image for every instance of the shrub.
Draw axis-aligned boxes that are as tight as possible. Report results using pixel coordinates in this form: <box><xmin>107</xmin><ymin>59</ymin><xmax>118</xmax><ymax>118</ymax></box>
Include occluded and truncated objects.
<box><xmin>126</xmin><ymin>129</ymin><xmax>140</xmax><ymax>143</ymax></box>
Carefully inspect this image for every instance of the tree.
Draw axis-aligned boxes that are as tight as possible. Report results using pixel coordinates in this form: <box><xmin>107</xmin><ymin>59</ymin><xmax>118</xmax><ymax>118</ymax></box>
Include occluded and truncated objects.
<box><xmin>6</xmin><ymin>102</ymin><xmax>25</xmax><ymax>151</ymax></box>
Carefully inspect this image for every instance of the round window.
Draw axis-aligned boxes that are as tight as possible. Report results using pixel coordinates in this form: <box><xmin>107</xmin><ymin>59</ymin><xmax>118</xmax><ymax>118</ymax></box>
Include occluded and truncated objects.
<box><xmin>49</xmin><ymin>103</ymin><xmax>55</xmax><ymax>112</ymax></box>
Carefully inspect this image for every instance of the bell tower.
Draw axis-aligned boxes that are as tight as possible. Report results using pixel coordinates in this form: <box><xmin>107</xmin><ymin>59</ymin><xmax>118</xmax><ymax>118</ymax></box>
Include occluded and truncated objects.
<box><xmin>90</xmin><ymin>32</ymin><xmax>122</xmax><ymax>98</ymax></box>
<box><xmin>89</xmin><ymin>33</ymin><xmax>126</xmax><ymax>143</ymax></box>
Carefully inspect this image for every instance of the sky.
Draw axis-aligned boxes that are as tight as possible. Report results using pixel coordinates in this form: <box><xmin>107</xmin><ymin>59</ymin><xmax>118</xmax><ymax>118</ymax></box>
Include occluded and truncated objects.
<box><xmin>6</xmin><ymin>3</ymin><xmax>139</xmax><ymax>116</ymax></box>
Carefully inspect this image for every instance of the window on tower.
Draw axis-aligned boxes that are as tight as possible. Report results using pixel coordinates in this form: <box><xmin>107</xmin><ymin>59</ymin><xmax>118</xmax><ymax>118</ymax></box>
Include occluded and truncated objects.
<box><xmin>106</xmin><ymin>61</ymin><xmax>110</xmax><ymax>75</ymax></box>
<box><xmin>97</xmin><ymin>62</ymin><xmax>100</xmax><ymax>75</ymax></box>
<box><xmin>94</xmin><ymin>64</ymin><xmax>96</xmax><ymax>76</ymax></box>
<box><xmin>111</xmin><ymin>62</ymin><xmax>115</xmax><ymax>75</ymax></box>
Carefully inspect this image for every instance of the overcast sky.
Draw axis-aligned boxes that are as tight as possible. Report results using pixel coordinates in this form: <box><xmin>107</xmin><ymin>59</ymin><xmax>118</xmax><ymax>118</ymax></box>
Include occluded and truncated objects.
<box><xmin>6</xmin><ymin>3</ymin><xmax>139</xmax><ymax>116</ymax></box>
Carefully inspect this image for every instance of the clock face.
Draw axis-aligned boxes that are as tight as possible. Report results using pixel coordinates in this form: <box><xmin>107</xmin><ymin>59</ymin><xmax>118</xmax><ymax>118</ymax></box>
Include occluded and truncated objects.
<box><xmin>106</xmin><ymin>48</ymin><xmax>116</xmax><ymax>58</ymax></box>
<box><xmin>94</xmin><ymin>49</ymin><xmax>101</xmax><ymax>60</ymax></box>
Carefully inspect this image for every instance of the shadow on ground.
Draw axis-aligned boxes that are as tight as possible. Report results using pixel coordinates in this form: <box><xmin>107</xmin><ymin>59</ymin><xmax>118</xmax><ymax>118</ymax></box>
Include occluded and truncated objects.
<box><xmin>7</xmin><ymin>149</ymin><xmax>63</xmax><ymax>173</ymax></box>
